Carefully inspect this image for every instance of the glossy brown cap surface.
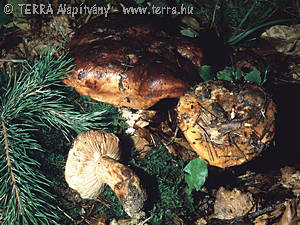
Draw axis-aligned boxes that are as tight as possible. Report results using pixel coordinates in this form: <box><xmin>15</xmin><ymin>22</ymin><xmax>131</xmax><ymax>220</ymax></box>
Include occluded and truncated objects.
<box><xmin>63</xmin><ymin>14</ymin><xmax>203</xmax><ymax>109</ymax></box>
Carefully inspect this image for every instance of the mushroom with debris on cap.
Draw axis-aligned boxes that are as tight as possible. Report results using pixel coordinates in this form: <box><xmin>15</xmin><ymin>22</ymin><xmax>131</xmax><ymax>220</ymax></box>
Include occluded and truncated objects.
<box><xmin>177</xmin><ymin>80</ymin><xmax>276</xmax><ymax>168</ymax></box>
<box><xmin>62</xmin><ymin>14</ymin><xmax>203</xmax><ymax>110</ymax></box>
<box><xmin>64</xmin><ymin>129</ymin><xmax>147</xmax><ymax>219</ymax></box>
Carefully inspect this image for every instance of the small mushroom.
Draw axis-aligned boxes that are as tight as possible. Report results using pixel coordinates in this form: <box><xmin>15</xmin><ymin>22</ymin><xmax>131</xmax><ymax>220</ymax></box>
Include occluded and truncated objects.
<box><xmin>177</xmin><ymin>80</ymin><xmax>276</xmax><ymax>168</ymax></box>
<box><xmin>62</xmin><ymin>14</ymin><xmax>202</xmax><ymax>109</ymax></box>
<box><xmin>65</xmin><ymin>130</ymin><xmax>147</xmax><ymax>219</ymax></box>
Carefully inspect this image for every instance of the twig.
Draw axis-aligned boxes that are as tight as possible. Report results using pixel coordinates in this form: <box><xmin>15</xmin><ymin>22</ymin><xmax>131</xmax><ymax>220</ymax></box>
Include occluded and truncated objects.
<box><xmin>95</xmin><ymin>197</ymin><xmax>111</xmax><ymax>208</ymax></box>
<box><xmin>84</xmin><ymin>101</ymin><xmax>98</xmax><ymax>104</ymax></box>
<box><xmin>75</xmin><ymin>204</ymin><xmax>95</xmax><ymax>225</ymax></box>
<box><xmin>138</xmin><ymin>216</ymin><xmax>152</xmax><ymax>225</ymax></box>
<box><xmin>0</xmin><ymin>59</ymin><xmax>26</xmax><ymax>63</ymax></box>
<box><xmin>163</xmin><ymin>126</ymin><xmax>179</xmax><ymax>147</ymax></box>
<box><xmin>1</xmin><ymin>118</ymin><xmax>22</xmax><ymax>214</ymax></box>
<box><xmin>74</xmin><ymin>99</ymin><xmax>86</xmax><ymax>112</ymax></box>
<box><xmin>210</xmin><ymin>0</ymin><xmax>219</xmax><ymax>29</ymax></box>
<box><xmin>229</xmin><ymin>133</ymin><xmax>248</xmax><ymax>161</ymax></box>
<box><xmin>48</xmin><ymin>109</ymin><xmax>75</xmax><ymax>124</ymax></box>
<box><xmin>224</xmin><ymin>201</ymin><xmax>285</xmax><ymax>224</ymax></box>
<box><xmin>278</xmin><ymin>78</ymin><xmax>300</xmax><ymax>85</ymax></box>
<box><xmin>57</xmin><ymin>206</ymin><xmax>75</xmax><ymax>222</ymax></box>
<box><xmin>247</xmin><ymin>203</ymin><xmax>285</xmax><ymax>220</ymax></box>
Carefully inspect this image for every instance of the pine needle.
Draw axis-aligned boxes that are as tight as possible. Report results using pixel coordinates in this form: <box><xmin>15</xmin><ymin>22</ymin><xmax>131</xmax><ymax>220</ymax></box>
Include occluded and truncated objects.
<box><xmin>0</xmin><ymin>47</ymin><xmax>122</xmax><ymax>225</ymax></box>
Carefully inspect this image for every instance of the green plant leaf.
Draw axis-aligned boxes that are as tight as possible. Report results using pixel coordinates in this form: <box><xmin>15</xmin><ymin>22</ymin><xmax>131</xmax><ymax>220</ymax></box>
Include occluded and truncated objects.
<box><xmin>180</xmin><ymin>28</ymin><xmax>198</xmax><ymax>38</ymax></box>
<box><xmin>0</xmin><ymin>13</ymin><xmax>12</xmax><ymax>26</ymax></box>
<box><xmin>216</xmin><ymin>67</ymin><xmax>234</xmax><ymax>82</ymax></box>
<box><xmin>182</xmin><ymin>2</ymin><xmax>194</xmax><ymax>8</ymax></box>
<box><xmin>198</xmin><ymin>65</ymin><xmax>214</xmax><ymax>81</ymax></box>
<box><xmin>230</xmin><ymin>0</ymin><xmax>258</xmax><ymax>39</ymax></box>
<box><xmin>184</xmin><ymin>158</ymin><xmax>208</xmax><ymax>196</ymax></box>
<box><xmin>226</xmin><ymin>19</ymin><xmax>293</xmax><ymax>45</ymax></box>
<box><xmin>7</xmin><ymin>0</ymin><xmax>25</xmax><ymax>17</ymax></box>
<box><xmin>135</xmin><ymin>0</ymin><xmax>145</xmax><ymax>4</ymax></box>
<box><xmin>235</xmin><ymin>69</ymin><xmax>243</xmax><ymax>80</ymax></box>
<box><xmin>244</xmin><ymin>67</ymin><xmax>261</xmax><ymax>84</ymax></box>
<box><xmin>0</xmin><ymin>1</ymin><xmax>12</xmax><ymax>26</ymax></box>
<box><xmin>261</xmin><ymin>65</ymin><xmax>270</xmax><ymax>85</ymax></box>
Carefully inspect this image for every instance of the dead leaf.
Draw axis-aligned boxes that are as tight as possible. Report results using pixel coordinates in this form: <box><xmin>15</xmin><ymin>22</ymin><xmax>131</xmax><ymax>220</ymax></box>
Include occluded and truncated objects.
<box><xmin>130</xmin><ymin>135</ymin><xmax>151</xmax><ymax>157</ymax></box>
<box><xmin>119</xmin><ymin>108</ymin><xmax>157</xmax><ymax>135</ymax></box>
<box><xmin>110</xmin><ymin>218</ymin><xmax>133</xmax><ymax>225</ymax></box>
<box><xmin>181</xmin><ymin>16</ymin><xmax>202</xmax><ymax>31</ymax></box>
<box><xmin>13</xmin><ymin>18</ymin><xmax>31</xmax><ymax>31</ymax></box>
<box><xmin>261</xmin><ymin>24</ymin><xmax>300</xmax><ymax>56</ymax></box>
<box><xmin>134</xmin><ymin>126</ymin><xmax>154</xmax><ymax>144</ymax></box>
<box><xmin>288</xmin><ymin>60</ymin><xmax>300</xmax><ymax>81</ymax></box>
<box><xmin>281</xmin><ymin>166</ymin><xmax>300</xmax><ymax>196</ymax></box>
<box><xmin>274</xmin><ymin>199</ymin><xmax>300</xmax><ymax>225</ymax></box>
<box><xmin>110</xmin><ymin>217</ymin><xmax>151</xmax><ymax>225</ymax></box>
<box><xmin>214</xmin><ymin>187</ymin><xmax>256</xmax><ymax>220</ymax></box>
<box><xmin>254</xmin><ymin>207</ymin><xmax>284</xmax><ymax>225</ymax></box>
<box><xmin>90</xmin><ymin>213</ymin><xmax>107</xmax><ymax>225</ymax></box>
<box><xmin>194</xmin><ymin>218</ymin><xmax>207</xmax><ymax>225</ymax></box>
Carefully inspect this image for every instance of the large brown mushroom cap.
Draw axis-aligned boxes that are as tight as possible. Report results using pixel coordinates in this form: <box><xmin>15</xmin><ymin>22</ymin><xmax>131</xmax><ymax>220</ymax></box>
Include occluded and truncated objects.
<box><xmin>177</xmin><ymin>80</ymin><xmax>276</xmax><ymax>168</ymax></box>
<box><xmin>65</xmin><ymin>130</ymin><xmax>147</xmax><ymax>219</ymax></box>
<box><xmin>63</xmin><ymin>14</ymin><xmax>203</xmax><ymax>109</ymax></box>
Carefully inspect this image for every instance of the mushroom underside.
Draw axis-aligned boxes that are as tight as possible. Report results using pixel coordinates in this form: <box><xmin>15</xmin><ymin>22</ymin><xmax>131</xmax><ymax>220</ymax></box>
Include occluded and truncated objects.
<box><xmin>65</xmin><ymin>130</ymin><xmax>147</xmax><ymax>219</ymax></box>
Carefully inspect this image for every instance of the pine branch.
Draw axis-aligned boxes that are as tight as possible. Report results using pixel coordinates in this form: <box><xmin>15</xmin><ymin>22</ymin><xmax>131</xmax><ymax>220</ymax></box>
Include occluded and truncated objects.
<box><xmin>1</xmin><ymin>119</ymin><xmax>22</xmax><ymax>214</ymax></box>
<box><xmin>0</xmin><ymin>122</ymin><xmax>59</xmax><ymax>225</ymax></box>
<box><xmin>0</xmin><ymin>47</ymin><xmax>122</xmax><ymax>224</ymax></box>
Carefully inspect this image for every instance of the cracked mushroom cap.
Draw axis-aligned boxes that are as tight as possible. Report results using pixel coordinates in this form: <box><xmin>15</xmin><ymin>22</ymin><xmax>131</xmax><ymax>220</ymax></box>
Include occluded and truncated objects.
<box><xmin>63</xmin><ymin>14</ymin><xmax>203</xmax><ymax>109</ymax></box>
<box><xmin>65</xmin><ymin>130</ymin><xmax>147</xmax><ymax>219</ymax></box>
<box><xmin>177</xmin><ymin>80</ymin><xmax>276</xmax><ymax>168</ymax></box>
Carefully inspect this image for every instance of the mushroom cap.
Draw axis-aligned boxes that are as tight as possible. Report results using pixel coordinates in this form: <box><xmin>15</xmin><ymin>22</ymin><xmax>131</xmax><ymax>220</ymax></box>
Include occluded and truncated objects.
<box><xmin>63</xmin><ymin>14</ymin><xmax>203</xmax><ymax>109</ymax></box>
<box><xmin>177</xmin><ymin>80</ymin><xmax>276</xmax><ymax>168</ymax></box>
<box><xmin>65</xmin><ymin>130</ymin><xmax>120</xmax><ymax>199</ymax></box>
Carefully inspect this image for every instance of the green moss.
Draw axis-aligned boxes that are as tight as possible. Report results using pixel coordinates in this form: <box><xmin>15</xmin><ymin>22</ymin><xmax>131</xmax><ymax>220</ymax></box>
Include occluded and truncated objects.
<box><xmin>128</xmin><ymin>146</ymin><xmax>192</xmax><ymax>224</ymax></box>
<box><xmin>96</xmin><ymin>186</ymin><xmax>128</xmax><ymax>219</ymax></box>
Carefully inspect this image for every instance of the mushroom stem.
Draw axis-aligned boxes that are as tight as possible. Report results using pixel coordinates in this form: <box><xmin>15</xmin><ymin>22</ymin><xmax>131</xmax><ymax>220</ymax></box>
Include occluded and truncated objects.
<box><xmin>97</xmin><ymin>156</ymin><xmax>146</xmax><ymax>219</ymax></box>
